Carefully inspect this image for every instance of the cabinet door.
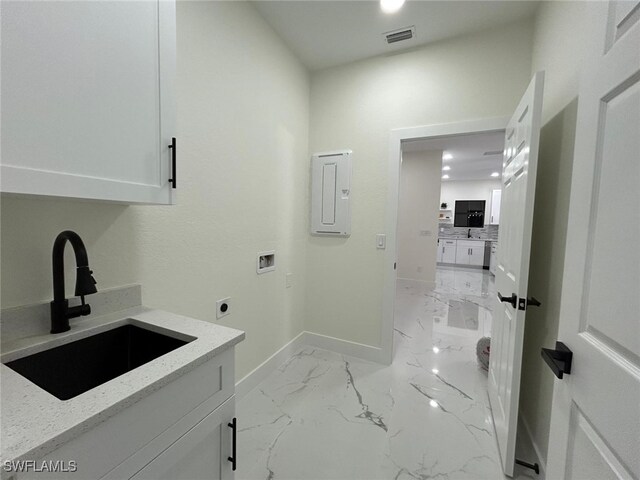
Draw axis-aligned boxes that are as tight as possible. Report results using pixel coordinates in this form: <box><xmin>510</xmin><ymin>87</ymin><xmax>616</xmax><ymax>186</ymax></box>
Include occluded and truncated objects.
<box><xmin>1</xmin><ymin>1</ymin><xmax>176</xmax><ymax>204</ymax></box>
<box><xmin>490</xmin><ymin>189</ymin><xmax>502</xmax><ymax>224</ymax></box>
<box><xmin>469</xmin><ymin>246</ymin><xmax>484</xmax><ymax>266</ymax></box>
<box><xmin>442</xmin><ymin>246</ymin><xmax>456</xmax><ymax>264</ymax></box>
<box><xmin>436</xmin><ymin>242</ymin><xmax>443</xmax><ymax>263</ymax></box>
<box><xmin>132</xmin><ymin>397</ymin><xmax>235</xmax><ymax>480</ymax></box>
<box><xmin>455</xmin><ymin>246</ymin><xmax>469</xmax><ymax>265</ymax></box>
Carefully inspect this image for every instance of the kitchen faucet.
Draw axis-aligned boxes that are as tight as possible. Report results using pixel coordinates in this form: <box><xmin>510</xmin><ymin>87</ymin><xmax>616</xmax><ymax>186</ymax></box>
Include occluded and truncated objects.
<box><xmin>50</xmin><ymin>231</ymin><xmax>98</xmax><ymax>333</ymax></box>
<box><xmin>468</xmin><ymin>228</ymin><xmax>472</xmax><ymax>238</ymax></box>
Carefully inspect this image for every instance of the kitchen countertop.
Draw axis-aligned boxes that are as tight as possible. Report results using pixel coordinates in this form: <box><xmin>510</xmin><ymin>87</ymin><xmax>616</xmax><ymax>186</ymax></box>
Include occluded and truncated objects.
<box><xmin>0</xmin><ymin>306</ymin><xmax>245</xmax><ymax>467</ymax></box>
<box><xmin>438</xmin><ymin>236</ymin><xmax>495</xmax><ymax>241</ymax></box>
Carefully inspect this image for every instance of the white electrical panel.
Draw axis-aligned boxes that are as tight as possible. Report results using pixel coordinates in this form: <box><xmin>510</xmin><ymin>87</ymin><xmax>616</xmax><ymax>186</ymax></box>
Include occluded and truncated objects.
<box><xmin>310</xmin><ymin>150</ymin><xmax>352</xmax><ymax>236</ymax></box>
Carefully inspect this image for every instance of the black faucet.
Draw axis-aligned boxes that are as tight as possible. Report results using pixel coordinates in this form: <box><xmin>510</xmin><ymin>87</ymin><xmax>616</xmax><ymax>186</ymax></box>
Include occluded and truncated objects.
<box><xmin>50</xmin><ymin>231</ymin><xmax>98</xmax><ymax>334</ymax></box>
<box><xmin>468</xmin><ymin>228</ymin><xmax>472</xmax><ymax>238</ymax></box>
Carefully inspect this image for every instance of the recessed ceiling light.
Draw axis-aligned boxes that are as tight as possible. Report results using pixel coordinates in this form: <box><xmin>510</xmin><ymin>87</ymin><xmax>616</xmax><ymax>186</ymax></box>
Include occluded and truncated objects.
<box><xmin>429</xmin><ymin>399</ymin><xmax>439</xmax><ymax>408</ymax></box>
<box><xmin>380</xmin><ymin>0</ymin><xmax>405</xmax><ymax>13</ymax></box>
<box><xmin>491</xmin><ymin>172</ymin><xmax>500</xmax><ymax>177</ymax></box>
<box><xmin>442</xmin><ymin>166</ymin><xmax>451</xmax><ymax>171</ymax></box>
<box><xmin>442</xmin><ymin>174</ymin><xmax>449</xmax><ymax>180</ymax></box>
<box><xmin>442</xmin><ymin>153</ymin><xmax>453</xmax><ymax>160</ymax></box>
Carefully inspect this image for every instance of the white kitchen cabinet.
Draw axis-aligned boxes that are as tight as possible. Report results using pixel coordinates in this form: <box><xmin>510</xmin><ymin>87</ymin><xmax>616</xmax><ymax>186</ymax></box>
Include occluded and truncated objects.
<box><xmin>443</xmin><ymin>245</ymin><xmax>457</xmax><ymax>264</ymax></box>
<box><xmin>131</xmin><ymin>397</ymin><xmax>235</xmax><ymax>480</ymax></box>
<box><xmin>489</xmin><ymin>242</ymin><xmax>498</xmax><ymax>275</ymax></box>
<box><xmin>489</xmin><ymin>189</ymin><xmax>502</xmax><ymax>225</ymax></box>
<box><xmin>469</xmin><ymin>245</ymin><xmax>484</xmax><ymax>266</ymax></box>
<box><xmin>1</xmin><ymin>0</ymin><xmax>176</xmax><ymax>204</ymax></box>
<box><xmin>455</xmin><ymin>240</ymin><xmax>484</xmax><ymax>267</ymax></box>
<box><xmin>437</xmin><ymin>239</ymin><xmax>457</xmax><ymax>264</ymax></box>
<box><xmin>456</xmin><ymin>245</ymin><xmax>470</xmax><ymax>265</ymax></box>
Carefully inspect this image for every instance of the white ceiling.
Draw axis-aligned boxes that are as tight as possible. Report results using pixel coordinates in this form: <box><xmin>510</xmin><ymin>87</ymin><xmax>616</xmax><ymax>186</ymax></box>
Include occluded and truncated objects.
<box><xmin>402</xmin><ymin>130</ymin><xmax>505</xmax><ymax>182</ymax></box>
<box><xmin>252</xmin><ymin>0</ymin><xmax>539</xmax><ymax>71</ymax></box>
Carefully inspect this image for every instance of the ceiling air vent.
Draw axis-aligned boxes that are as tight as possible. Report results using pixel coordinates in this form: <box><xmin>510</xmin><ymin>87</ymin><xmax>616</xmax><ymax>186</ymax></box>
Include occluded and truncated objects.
<box><xmin>384</xmin><ymin>26</ymin><xmax>415</xmax><ymax>44</ymax></box>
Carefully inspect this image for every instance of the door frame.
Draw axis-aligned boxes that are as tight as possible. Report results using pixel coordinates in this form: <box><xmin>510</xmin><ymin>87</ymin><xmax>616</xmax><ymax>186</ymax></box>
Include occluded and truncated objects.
<box><xmin>380</xmin><ymin>116</ymin><xmax>509</xmax><ymax>364</ymax></box>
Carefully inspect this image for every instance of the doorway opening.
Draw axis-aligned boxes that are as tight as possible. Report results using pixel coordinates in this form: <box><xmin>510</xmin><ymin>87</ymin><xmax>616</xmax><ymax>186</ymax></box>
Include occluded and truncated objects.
<box><xmin>398</xmin><ymin>130</ymin><xmax>505</xmax><ymax>286</ymax></box>
<box><xmin>392</xmin><ymin>128</ymin><xmax>504</xmax><ymax>366</ymax></box>
<box><xmin>391</xmin><ymin>127</ymin><xmax>506</xmax><ymax>416</ymax></box>
<box><xmin>379</xmin><ymin>117</ymin><xmax>508</xmax><ymax>364</ymax></box>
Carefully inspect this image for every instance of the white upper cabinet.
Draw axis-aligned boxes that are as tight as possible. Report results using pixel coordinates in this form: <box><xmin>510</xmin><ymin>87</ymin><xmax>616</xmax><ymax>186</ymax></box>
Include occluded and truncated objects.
<box><xmin>1</xmin><ymin>0</ymin><xmax>176</xmax><ymax>204</ymax></box>
<box><xmin>489</xmin><ymin>189</ymin><xmax>502</xmax><ymax>225</ymax></box>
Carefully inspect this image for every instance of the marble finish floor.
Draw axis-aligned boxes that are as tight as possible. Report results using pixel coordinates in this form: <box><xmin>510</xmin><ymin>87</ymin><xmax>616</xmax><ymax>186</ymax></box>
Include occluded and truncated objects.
<box><xmin>237</xmin><ymin>267</ymin><xmax>534</xmax><ymax>479</ymax></box>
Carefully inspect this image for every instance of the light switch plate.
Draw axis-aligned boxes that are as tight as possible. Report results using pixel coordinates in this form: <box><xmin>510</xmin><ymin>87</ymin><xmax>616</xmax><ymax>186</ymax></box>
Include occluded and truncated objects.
<box><xmin>376</xmin><ymin>234</ymin><xmax>386</xmax><ymax>249</ymax></box>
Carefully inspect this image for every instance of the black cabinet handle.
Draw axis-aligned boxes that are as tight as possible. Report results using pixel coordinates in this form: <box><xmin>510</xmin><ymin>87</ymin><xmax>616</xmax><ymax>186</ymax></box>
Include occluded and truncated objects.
<box><xmin>498</xmin><ymin>292</ymin><xmax>517</xmax><ymax>308</ymax></box>
<box><xmin>168</xmin><ymin>137</ymin><xmax>177</xmax><ymax>189</ymax></box>
<box><xmin>541</xmin><ymin>342</ymin><xmax>573</xmax><ymax>379</ymax></box>
<box><xmin>227</xmin><ymin>417</ymin><xmax>237</xmax><ymax>471</ymax></box>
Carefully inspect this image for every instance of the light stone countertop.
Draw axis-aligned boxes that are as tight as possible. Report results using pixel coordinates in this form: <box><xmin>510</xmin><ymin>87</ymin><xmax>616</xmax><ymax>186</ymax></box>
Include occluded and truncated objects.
<box><xmin>438</xmin><ymin>236</ymin><xmax>494</xmax><ymax>242</ymax></box>
<box><xmin>0</xmin><ymin>306</ymin><xmax>245</xmax><ymax>468</ymax></box>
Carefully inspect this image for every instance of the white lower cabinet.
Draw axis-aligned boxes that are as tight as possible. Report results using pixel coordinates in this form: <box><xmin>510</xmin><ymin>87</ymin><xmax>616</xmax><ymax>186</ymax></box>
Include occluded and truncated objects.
<box><xmin>489</xmin><ymin>242</ymin><xmax>498</xmax><ymax>275</ymax></box>
<box><xmin>437</xmin><ymin>239</ymin><xmax>457</xmax><ymax>264</ymax></box>
<box><xmin>18</xmin><ymin>348</ymin><xmax>236</xmax><ymax>480</ymax></box>
<box><xmin>442</xmin><ymin>245</ymin><xmax>457</xmax><ymax>264</ymax></box>
<box><xmin>131</xmin><ymin>397</ymin><xmax>235</xmax><ymax>480</ymax></box>
<box><xmin>454</xmin><ymin>241</ymin><xmax>485</xmax><ymax>267</ymax></box>
<box><xmin>455</xmin><ymin>245</ymin><xmax>470</xmax><ymax>265</ymax></box>
<box><xmin>469</xmin><ymin>246</ymin><xmax>484</xmax><ymax>266</ymax></box>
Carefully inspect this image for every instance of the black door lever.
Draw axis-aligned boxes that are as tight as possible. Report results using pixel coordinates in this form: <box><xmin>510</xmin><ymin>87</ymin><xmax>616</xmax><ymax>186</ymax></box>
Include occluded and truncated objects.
<box><xmin>541</xmin><ymin>342</ymin><xmax>573</xmax><ymax>379</ymax></box>
<box><xmin>527</xmin><ymin>297</ymin><xmax>541</xmax><ymax>307</ymax></box>
<box><xmin>498</xmin><ymin>292</ymin><xmax>517</xmax><ymax>308</ymax></box>
<box><xmin>519</xmin><ymin>296</ymin><xmax>542</xmax><ymax>310</ymax></box>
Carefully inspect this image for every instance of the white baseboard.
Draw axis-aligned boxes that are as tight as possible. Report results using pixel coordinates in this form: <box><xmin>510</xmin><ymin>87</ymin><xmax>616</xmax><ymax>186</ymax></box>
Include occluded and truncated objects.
<box><xmin>235</xmin><ymin>331</ymin><xmax>387</xmax><ymax>400</ymax></box>
<box><xmin>303</xmin><ymin>331</ymin><xmax>387</xmax><ymax>364</ymax></box>
<box><xmin>235</xmin><ymin>331</ymin><xmax>306</xmax><ymax>400</ymax></box>
<box><xmin>518</xmin><ymin>413</ymin><xmax>547</xmax><ymax>479</ymax></box>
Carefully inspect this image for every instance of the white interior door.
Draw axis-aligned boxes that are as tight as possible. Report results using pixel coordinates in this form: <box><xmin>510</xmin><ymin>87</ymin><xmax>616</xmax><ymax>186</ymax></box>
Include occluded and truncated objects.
<box><xmin>546</xmin><ymin>2</ymin><xmax>640</xmax><ymax>479</ymax></box>
<box><xmin>487</xmin><ymin>71</ymin><xmax>544</xmax><ymax>477</ymax></box>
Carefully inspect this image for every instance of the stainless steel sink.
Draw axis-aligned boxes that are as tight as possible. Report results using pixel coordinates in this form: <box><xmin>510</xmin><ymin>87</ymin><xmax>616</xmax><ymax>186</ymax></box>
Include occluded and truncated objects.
<box><xmin>4</xmin><ymin>324</ymin><xmax>194</xmax><ymax>400</ymax></box>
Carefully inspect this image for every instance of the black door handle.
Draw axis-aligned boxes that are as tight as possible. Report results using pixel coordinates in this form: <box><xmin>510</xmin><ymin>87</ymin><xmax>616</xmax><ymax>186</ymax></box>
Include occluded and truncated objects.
<box><xmin>519</xmin><ymin>296</ymin><xmax>542</xmax><ymax>310</ymax></box>
<box><xmin>527</xmin><ymin>297</ymin><xmax>541</xmax><ymax>307</ymax></box>
<box><xmin>227</xmin><ymin>417</ymin><xmax>237</xmax><ymax>471</ymax></box>
<box><xmin>498</xmin><ymin>292</ymin><xmax>517</xmax><ymax>308</ymax></box>
<box><xmin>168</xmin><ymin>137</ymin><xmax>177</xmax><ymax>189</ymax></box>
<box><xmin>541</xmin><ymin>342</ymin><xmax>573</xmax><ymax>379</ymax></box>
